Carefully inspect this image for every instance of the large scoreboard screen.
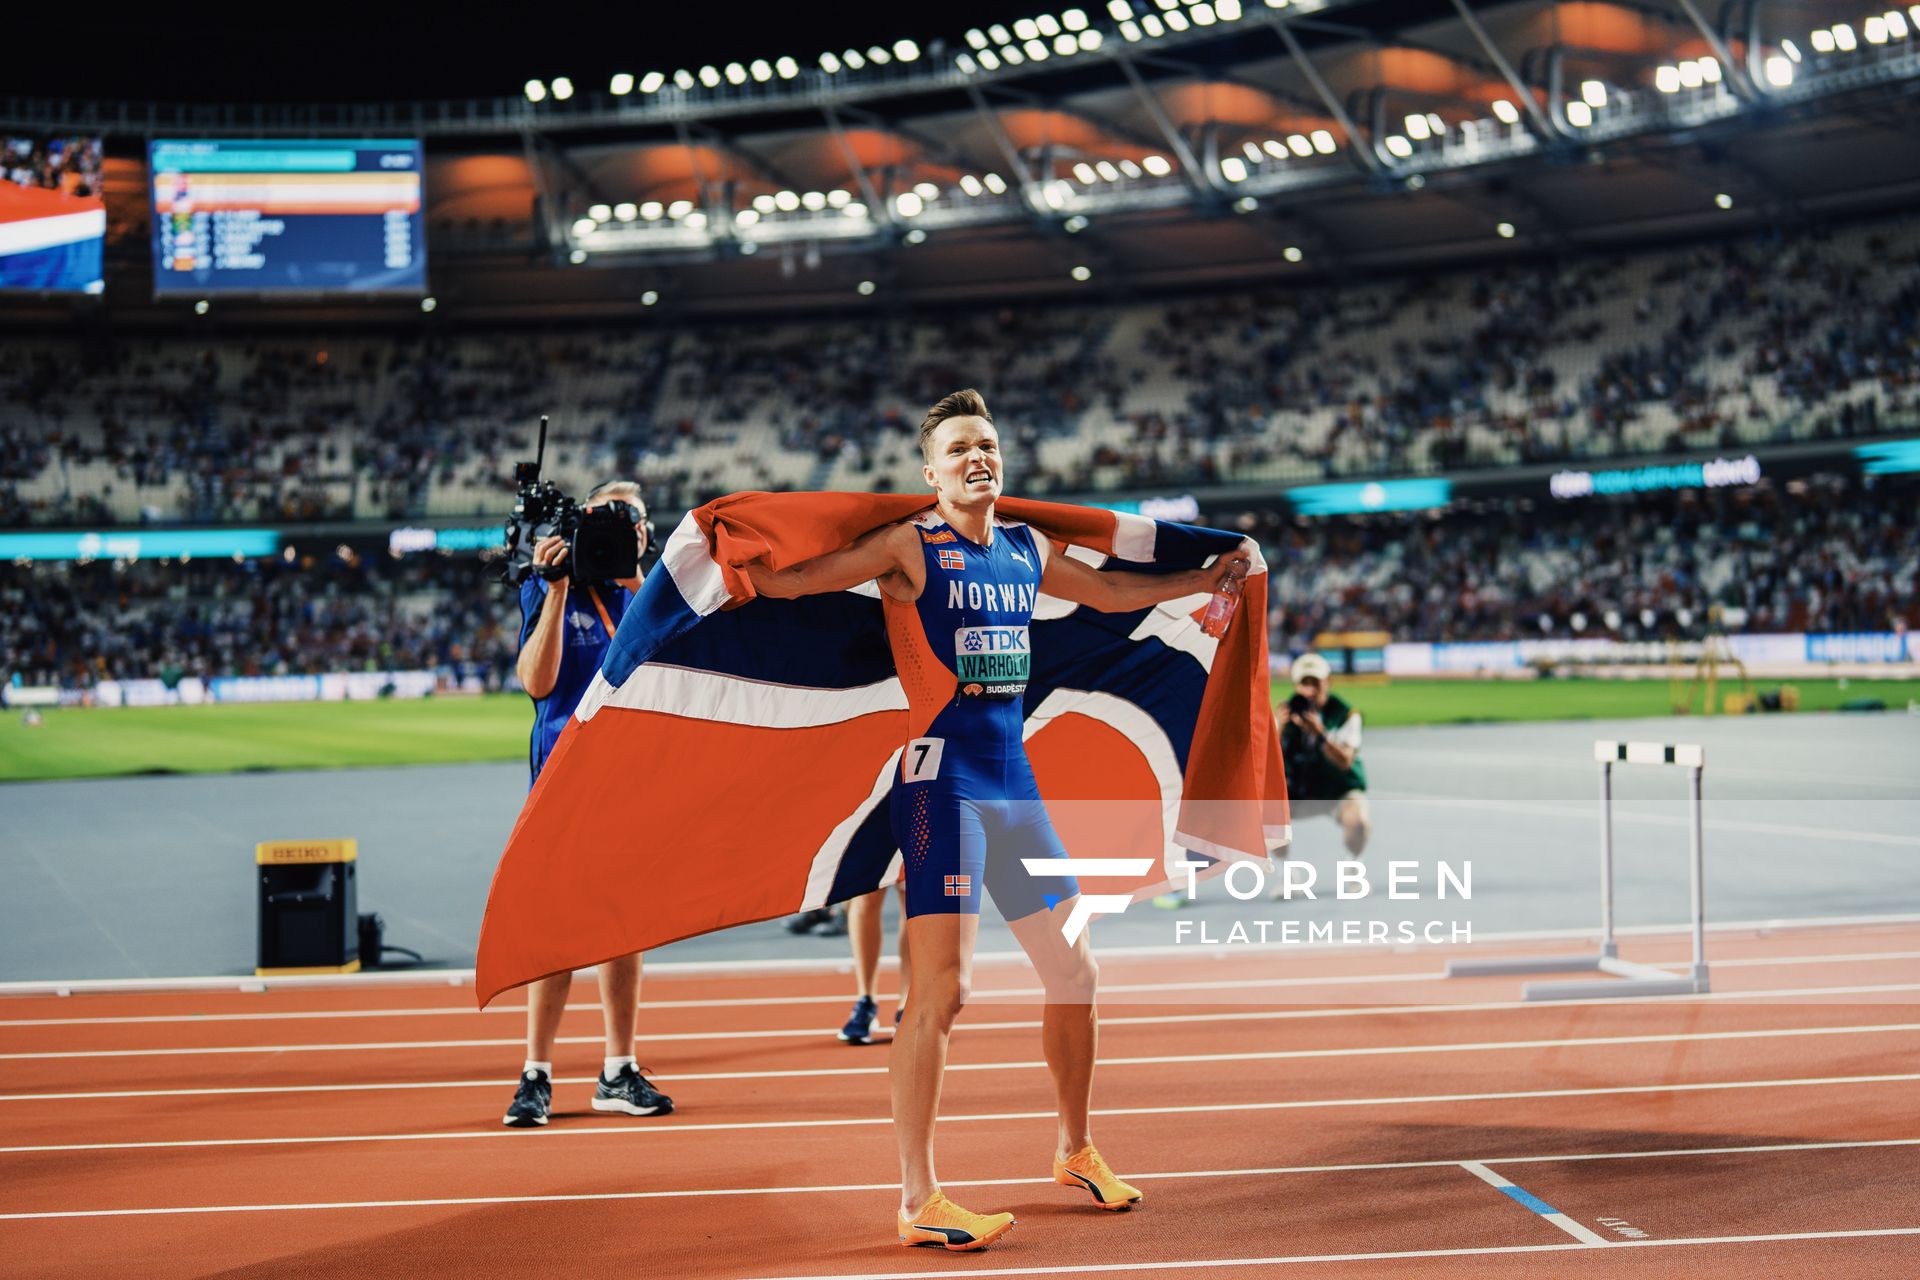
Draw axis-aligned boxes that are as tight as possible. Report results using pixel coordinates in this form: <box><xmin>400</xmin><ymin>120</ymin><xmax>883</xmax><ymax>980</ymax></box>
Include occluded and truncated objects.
<box><xmin>149</xmin><ymin>139</ymin><xmax>425</xmax><ymax>294</ymax></box>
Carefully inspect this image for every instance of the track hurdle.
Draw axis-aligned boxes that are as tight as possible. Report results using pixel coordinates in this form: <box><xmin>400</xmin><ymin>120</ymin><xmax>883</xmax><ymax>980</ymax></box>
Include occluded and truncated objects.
<box><xmin>1445</xmin><ymin>740</ymin><xmax>1708</xmax><ymax>1000</ymax></box>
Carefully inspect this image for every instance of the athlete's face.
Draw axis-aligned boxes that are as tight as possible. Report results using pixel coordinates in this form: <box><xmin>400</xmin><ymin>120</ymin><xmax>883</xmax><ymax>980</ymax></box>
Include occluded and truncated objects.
<box><xmin>924</xmin><ymin>417</ymin><xmax>1002</xmax><ymax>508</ymax></box>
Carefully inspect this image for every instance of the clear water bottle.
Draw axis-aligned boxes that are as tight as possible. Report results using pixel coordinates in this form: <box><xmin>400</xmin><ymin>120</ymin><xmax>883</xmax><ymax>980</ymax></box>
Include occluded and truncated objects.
<box><xmin>1200</xmin><ymin>560</ymin><xmax>1247</xmax><ymax>638</ymax></box>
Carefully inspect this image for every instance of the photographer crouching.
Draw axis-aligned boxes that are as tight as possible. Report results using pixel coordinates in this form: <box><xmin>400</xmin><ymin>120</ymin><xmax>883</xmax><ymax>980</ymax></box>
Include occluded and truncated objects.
<box><xmin>502</xmin><ymin>479</ymin><xmax>674</xmax><ymax>1127</ymax></box>
<box><xmin>1277</xmin><ymin>653</ymin><xmax>1371</xmax><ymax>878</ymax></box>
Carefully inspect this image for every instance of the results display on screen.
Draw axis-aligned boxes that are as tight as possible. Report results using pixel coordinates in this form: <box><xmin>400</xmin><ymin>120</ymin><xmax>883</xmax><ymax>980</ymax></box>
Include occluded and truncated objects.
<box><xmin>1</xmin><ymin>136</ymin><xmax>105</xmax><ymax>293</ymax></box>
<box><xmin>149</xmin><ymin>139</ymin><xmax>425</xmax><ymax>294</ymax></box>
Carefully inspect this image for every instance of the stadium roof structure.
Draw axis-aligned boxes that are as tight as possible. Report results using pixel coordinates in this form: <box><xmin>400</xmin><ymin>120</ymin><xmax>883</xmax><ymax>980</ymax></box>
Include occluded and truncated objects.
<box><xmin>11</xmin><ymin>0</ymin><xmax>1920</xmax><ymax>318</ymax></box>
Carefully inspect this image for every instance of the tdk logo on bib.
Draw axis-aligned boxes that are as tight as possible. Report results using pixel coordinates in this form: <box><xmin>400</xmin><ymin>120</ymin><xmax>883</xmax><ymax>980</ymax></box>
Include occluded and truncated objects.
<box><xmin>954</xmin><ymin>626</ymin><xmax>1031</xmax><ymax>698</ymax></box>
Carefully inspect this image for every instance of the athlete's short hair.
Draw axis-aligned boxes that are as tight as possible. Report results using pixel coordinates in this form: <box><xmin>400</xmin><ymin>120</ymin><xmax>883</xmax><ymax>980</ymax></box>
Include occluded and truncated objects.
<box><xmin>918</xmin><ymin>389</ymin><xmax>993</xmax><ymax>461</ymax></box>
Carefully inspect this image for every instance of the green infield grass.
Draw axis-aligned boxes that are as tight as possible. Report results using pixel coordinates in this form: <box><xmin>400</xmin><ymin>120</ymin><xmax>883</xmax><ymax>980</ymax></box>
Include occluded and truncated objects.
<box><xmin>3</xmin><ymin>679</ymin><xmax>1914</xmax><ymax>782</ymax></box>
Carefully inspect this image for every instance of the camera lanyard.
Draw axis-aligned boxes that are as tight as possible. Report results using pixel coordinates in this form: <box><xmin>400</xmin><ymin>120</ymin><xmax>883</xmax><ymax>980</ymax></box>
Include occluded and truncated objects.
<box><xmin>584</xmin><ymin>585</ymin><xmax>618</xmax><ymax>640</ymax></box>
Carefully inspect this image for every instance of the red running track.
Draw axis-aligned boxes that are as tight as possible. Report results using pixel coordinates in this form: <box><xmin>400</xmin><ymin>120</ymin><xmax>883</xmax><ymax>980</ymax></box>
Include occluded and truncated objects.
<box><xmin>1</xmin><ymin>921</ymin><xmax>1917</xmax><ymax>1278</ymax></box>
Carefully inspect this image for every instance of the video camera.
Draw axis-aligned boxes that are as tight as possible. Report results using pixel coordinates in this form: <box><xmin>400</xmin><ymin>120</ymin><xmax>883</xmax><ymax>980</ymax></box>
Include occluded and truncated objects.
<box><xmin>501</xmin><ymin>416</ymin><xmax>654</xmax><ymax>586</ymax></box>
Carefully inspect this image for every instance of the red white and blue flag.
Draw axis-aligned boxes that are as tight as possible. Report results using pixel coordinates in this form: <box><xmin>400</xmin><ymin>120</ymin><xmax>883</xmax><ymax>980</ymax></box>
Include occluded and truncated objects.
<box><xmin>0</xmin><ymin>181</ymin><xmax>105</xmax><ymax>294</ymax></box>
<box><xmin>476</xmin><ymin>492</ymin><xmax>1288</xmax><ymax>1006</ymax></box>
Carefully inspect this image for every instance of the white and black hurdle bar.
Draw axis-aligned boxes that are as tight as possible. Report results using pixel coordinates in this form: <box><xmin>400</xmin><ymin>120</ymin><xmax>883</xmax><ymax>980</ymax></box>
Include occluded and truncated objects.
<box><xmin>1445</xmin><ymin>740</ymin><xmax>1708</xmax><ymax>1001</ymax></box>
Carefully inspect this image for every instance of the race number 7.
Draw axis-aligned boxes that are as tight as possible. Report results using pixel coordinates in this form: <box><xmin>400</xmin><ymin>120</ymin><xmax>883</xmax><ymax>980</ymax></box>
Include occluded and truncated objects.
<box><xmin>902</xmin><ymin>737</ymin><xmax>945</xmax><ymax>783</ymax></box>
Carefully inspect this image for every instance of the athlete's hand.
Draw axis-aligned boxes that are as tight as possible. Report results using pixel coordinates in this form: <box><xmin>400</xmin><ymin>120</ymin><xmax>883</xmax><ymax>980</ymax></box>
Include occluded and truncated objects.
<box><xmin>1201</xmin><ymin>540</ymin><xmax>1255</xmax><ymax>592</ymax></box>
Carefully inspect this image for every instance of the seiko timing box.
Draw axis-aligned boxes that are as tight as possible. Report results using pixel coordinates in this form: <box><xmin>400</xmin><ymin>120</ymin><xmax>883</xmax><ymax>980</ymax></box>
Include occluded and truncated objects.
<box><xmin>255</xmin><ymin>839</ymin><xmax>360</xmax><ymax>976</ymax></box>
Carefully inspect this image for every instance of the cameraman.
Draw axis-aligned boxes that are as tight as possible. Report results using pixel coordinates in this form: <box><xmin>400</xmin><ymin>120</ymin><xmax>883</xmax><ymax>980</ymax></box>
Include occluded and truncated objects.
<box><xmin>1280</xmin><ymin>652</ymin><xmax>1371</xmax><ymax>862</ymax></box>
<box><xmin>503</xmin><ymin>480</ymin><xmax>673</xmax><ymax>1127</ymax></box>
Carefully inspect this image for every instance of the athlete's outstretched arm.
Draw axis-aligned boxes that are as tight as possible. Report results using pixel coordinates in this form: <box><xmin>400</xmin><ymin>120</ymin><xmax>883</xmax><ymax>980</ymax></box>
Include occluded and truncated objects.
<box><xmin>745</xmin><ymin>522</ymin><xmax>922</xmax><ymax>600</ymax></box>
<box><xmin>1039</xmin><ymin>539</ymin><xmax>1253</xmax><ymax>613</ymax></box>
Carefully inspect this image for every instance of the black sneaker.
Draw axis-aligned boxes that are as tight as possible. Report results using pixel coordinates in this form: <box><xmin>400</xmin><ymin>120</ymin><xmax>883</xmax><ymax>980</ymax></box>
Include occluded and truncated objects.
<box><xmin>815</xmin><ymin>911</ymin><xmax>849</xmax><ymax>937</ymax></box>
<box><xmin>838</xmin><ymin>995</ymin><xmax>879</xmax><ymax>1044</ymax></box>
<box><xmin>786</xmin><ymin>908</ymin><xmax>832</xmax><ymax>934</ymax></box>
<box><xmin>592</xmin><ymin>1064</ymin><xmax>673</xmax><ymax>1116</ymax></box>
<box><xmin>503</xmin><ymin>1069</ymin><xmax>551</xmax><ymax>1128</ymax></box>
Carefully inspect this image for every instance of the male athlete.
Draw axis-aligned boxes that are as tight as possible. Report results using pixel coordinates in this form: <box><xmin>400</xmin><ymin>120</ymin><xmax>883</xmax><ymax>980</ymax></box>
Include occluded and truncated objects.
<box><xmin>749</xmin><ymin>389</ymin><xmax>1250</xmax><ymax>1250</ymax></box>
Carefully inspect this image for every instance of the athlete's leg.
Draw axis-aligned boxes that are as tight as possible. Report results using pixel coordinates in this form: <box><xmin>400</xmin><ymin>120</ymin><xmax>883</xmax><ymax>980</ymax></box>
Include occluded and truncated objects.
<box><xmin>1338</xmin><ymin>791</ymin><xmax>1372</xmax><ymax>857</ymax></box>
<box><xmin>525</xmin><ymin>970</ymin><xmax>573</xmax><ymax>1062</ymax></box>
<box><xmin>596</xmin><ymin>953</ymin><xmax>641</xmax><ymax>1055</ymax></box>
<box><xmin>892</xmin><ymin>911</ymin><xmax>979</xmax><ymax>1215</ymax></box>
<box><xmin>849</xmin><ymin>888</ymin><xmax>887</xmax><ymax>999</ymax></box>
<box><xmin>896</xmin><ymin>882</ymin><xmax>913</xmax><ymax>1009</ymax></box>
<box><xmin>1005</xmin><ymin>901</ymin><xmax>1099</xmax><ymax>1162</ymax></box>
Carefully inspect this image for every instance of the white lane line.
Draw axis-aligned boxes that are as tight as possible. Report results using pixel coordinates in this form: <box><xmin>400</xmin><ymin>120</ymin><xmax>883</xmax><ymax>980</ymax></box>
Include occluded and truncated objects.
<box><xmin>9</xmin><ymin>949</ymin><xmax>1918</xmax><ymax>1030</ymax></box>
<box><xmin>3</xmin><ymin>1073</ymin><xmax>1914</xmax><ymax>1157</ymax></box>
<box><xmin>1457</xmin><ymin>1160</ymin><xmax>1610</xmax><ymax>1245</ymax></box>
<box><xmin>1382</xmin><ymin>791</ymin><xmax>1920</xmax><ymax>848</ymax></box>
<box><xmin>4</xmin><ymin>1138</ymin><xmax>1916</xmax><ymax>1222</ymax></box>
<box><xmin>5</xmin><ymin>1022</ymin><xmax>1917</xmax><ymax>1103</ymax></box>
<box><xmin>4</xmin><ymin>981</ymin><xmax>1918</xmax><ymax>1062</ymax></box>
<box><xmin>741</xmin><ymin>1229</ymin><xmax>1920</xmax><ymax>1279</ymax></box>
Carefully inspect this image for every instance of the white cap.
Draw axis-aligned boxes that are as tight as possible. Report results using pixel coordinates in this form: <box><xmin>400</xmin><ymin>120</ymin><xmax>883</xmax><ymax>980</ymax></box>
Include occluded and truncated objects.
<box><xmin>1290</xmin><ymin>652</ymin><xmax>1332</xmax><ymax>684</ymax></box>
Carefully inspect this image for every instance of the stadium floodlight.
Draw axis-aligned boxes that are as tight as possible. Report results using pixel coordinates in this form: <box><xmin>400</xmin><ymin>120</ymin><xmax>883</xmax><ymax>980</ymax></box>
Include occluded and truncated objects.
<box><xmin>844</xmin><ymin>202</ymin><xmax>870</xmax><ymax>218</ymax></box>
<box><xmin>1015</xmin><ymin>17</ymin><xmax>1040</xmax><ymax>39</ymax></box>
<box><xmin>868</xmin><ymin>46</ymin><xmax>891</xmax><ymax>65</ymax></box>
<box><xmin>684</xmin><ymin>210</ymin><xmax>708</xmax><ymax>230</ymax></box>
<box><xmin>1678</xmin><ymin>60</ymin><xmax>1703</xmax><ymax>88</ymax></box>
<box><xmin>895</xmin><ymin>39</ymin><xmax>920</xmax><ymax>61</ymax></box>
<box><xmin>1698</xmin><ymin>57</ymin><xmax>1721</xmax><ymax>83</ymax></box>
<box><xmin>913</xmin><ymin>182</ymin><xmax>939</xmax><ymax>200</ymax></box>
<box><xmin>1262</xmin><ymin>139</ymin><xmax>1288</xmax><ymax>159</ymax></box>
<box><xmin>1220</xmin><ymin>155</ymin><xmax>1248</xmax><ymax>181</ymax></box>
<box><xmin>668</xmin><ymin>199</ymin><xmax>694</xmax><ymax>218</ymax></box>
<box><xmin>640</xmin><ymin>71</ymin><xmax>665</xmax><ymax>93</ymax></box>
<box><xmin>1427</xmin><ymin>112</ymin><xmax>1445</xmax><ymax>135</ymax></box>
<box><xmin>1096</xmin><ymin>160</ymin><xmax>1121</xmax><ymax>181</ymax></box>
<box><xmin>1266</xmin><ymin>0</ymin><xmax>1288</xmax><ymax>7</ymax></box>
<box><xmin>1655</xmin><ymin>65</ymin><xmax>1680</xmax><ymax>92</ymax></box>
<box><xmin>1865</xmin><ymin>15</ymin><xmax>1889</xmax><ymax>42</ymax></box>
<box><xmin>552</xmin><ymin>77</ymin><xmax>574</xmax><ymax>100</ymax></box>
<box><xmin>1141</xmin><ymin>154</ymin><xmax>1172</xmax><ymax>175</ymax></box>
<box><xmin>1193</xmin><ymin>3</ymin><xmax>1218</xmax><ymax>27</ymax></box>
<box><xmin>984</xmin><ymin>172</ymin><xmax>1009</xmax><ymax>192</ymax></box>
<box><xmin>1065</xmin><ymin>7</ymin><xmax>1090</xmax><ymax>29</ymax></box>
<box><xmin>1242</xmin><ymin>140</ymin><xmax>1264</xmax><ymax>162</ymax></box>
<box><xmin>958</xmin><ymin>53</ymin><xmax>980</xmax><ymax>73</ymax></box>
<box><xmin>698</xmin><ymin>66</ymin><xmax>720</xmax><ymax>87</ymax></box>
<box><xmin>1495</xmin><ymin>221</ymin><xmax>1515</xmax><ymax>238</ymax></box>
<box><xmin>803</xmin><ymin>190</ymin><xmax>829</xmax><ymax>210</ymax></box>
<box><xmin>1064</xmin><ymin>214</ymin><xmax>1089</xmax><ymax>231</ymax></box>
<box><xmin>674</xmin><ymin>69</ymin><xmax>696</xmax><ymax>89</ymax></box>
<box><xmin>739</xmin><ymin>239</ymin><xmax>759</xmax><ymax>257</ymax></box>
<box><xmin>1285</xmin><ymin>133</ymin><xmax>1313</xmax><ymax>156</ymax></box>
<box><xmin>820</xmin><ymin>52</ymin><xmax>842</xmax><ymax>73</ymax></box>
<box><xmin>614</xmin><ymin>202</ymin><xmax>638</xmax><ymax>221</ymax></box>
<box><xmin>1080</xmin><ymin>30</ymin><xmax>1103</xmax><ymax>49</ymax></box>
<box><xmin>610</xmin><ymin>73</ymin><xmax>635</xmax><ymax>95</ymax></box>
<box><xmin>967</xmin><ymin>28</ymin><xmax>989</xmax><ymax>49</ymax></box>
<box><xmin>590</xmin><ymin>203</ymin><xmax>613</xmax><ymax>221</ymax></box>
<box><xmin>420</xmin><ymin>297</ymin><xmax>437</xmax><ymax>312</ymax></box>
<box><xmin>959</xmin><ymin>174</ymin><xmax>984</xmax><ymax>195</ymax></box>
<box><xmin>1890</xmin><ymin>11</ymin><xmax>1911</xmax><ymax>39</ymax></box>
<box><xmin>1071</xmin><ymin>265</ymin><xmax>1092</xmax><ymax>281</ymax></box>
<box><xmin>1027</xmin><ymin>40</ymin><xmax>1050</xmax><ymax>59</ymax></box>
<box><xmin>524</xmin><ymin>79</ymin><xmax>547</xmax><ymax>102</ymax></box>
<box><xmin>753</xmin><ymin>194</ymin><xmax>777</xmax><ymax>213</ymax></box>
<box><xmin>1108</xmin><ymin>0</ymin><xmax>1131</xmax><ymax>16</ymax></box>
<box><xmin>1781</xmin><ymin>38</ymin><xmax>1801</xmax><ymax>61</ymax></box>
<box><xmin>775</xmin><ymin>190</ymin><xmax>800</xmax><ymax>211</ymax></box>
<box><xmin>828</xmin><ymin>188</ymin><xmax>852</xmax><ymax>207</ymax></box>
<box><xmin>569</xmin><ymin>249</ymin><xmax>588</xmax><ymax>264</ymax></box>
<box><xmin>1405</xmin><ymin>113</ymin><xmax>1430</xmax><ymax>140</ymax></box>
<box><xmin>1764</xmin><ymin>55</ymin><xmax>1795</xmax><ymax>86</ymax></box>
<box><xmin>750</xmin><ymin>60</ymin><xmax>773</xmax><ymax>82</ymax></box>
<box><xmin>1383</xmin><ymin>135</ymin><xmax>1413</xmax><ymax>158</ymax></box>
<box><xmin>903</xmin><ymin>228</ymin><xmax>928</xmax><ymax>244</ymax></box>
<box><xmin>844</xmin><ymin>50</ymin><xmax>866</xmax><ymax>69</ymax></box>
<box><xmin>1581</xmin><ymin>79</ymin><xmax>1607</xmax><ymax>108</ymax></box>
<box><xmin>1142</xmin><ymin>15</ymin><xmax>1165</xmax><ymax>37</ymax></box>
<box><xmin>1055</xmin><ymin>33</ymin><xmax>1078</xmax><ymax>54</ymax></box>
<box><xmin>1044</xmin><ymin>179</ymin><xmax>1073</xmax><ymax>207</ymax></box>
<box><xmin>857</xmin><ymin>280</ymin><xmax>877</xmax><ymax>295</ymax></box>
<box><xmin>1121</xmin><ymin>22</ymin><xmax>1143</xmax><ymax>41</ymax></box>
<box><xmin>1566</xmin><ymin>100</ymin><xmax>1593</xmax><ymax>127</ymax></box>
<box><xmin>1233</xmin><ymin>195</ymin><xmax>1257</xmax><ymax>212</ymax></box>
<box><xmin>776</xmin><ymin>57</ymin><xmax>799</xmax><ymax>78</ymax></box>
<box><xmin>1042</xmin><ymin>13</ymin><xmax>1066</xmax><ymax>37</ymax></box>
<box><xmin>641</xmin><ymin>290</ymin><xmax>659</xmax><ymax>305</ymax></box>
<box><xmin>1165</xmin><ymin>10</ymin><xmax>1190</xmax><ymax>31</ymax></box>
<box><xmin>1075</xmin><ymin>161</ymin><xmax>1099</xmax><ymax>183</ymax></box>
<box><xmin>1282</xmin><ymin>245</ymin><xmax>1303</xmax><ymax>262</ymax></box>
<box><xmin>572</xmin><ymin>217</ymin><xmax>597</xmax><ymax>237</ymax></box>
<box><xmin>1311</xmin><ymin>130</ymin><xmax>1337</xmax><ymax>154</ymax></box>
<box><xmin>1003</xmin><ymin>44</ymin><xmax>1025</xmax><ymax>64</ymax></box>
<box><xmin>1833</xmin><ymin>23</ymin><xmax>1857</xmax><ymax>51</ymax></box>
<box><xmin>1120</xmin><ymin>158</ymin><xmax>1142</xmax><ymax>176</ymax></box>
<box><xmin>1714</xmin><ymin>192</ymin><xmax>1733</xmax><ymax>209</ymax></box>
<box><xmin>895</xmin><ymin>191</ymin><xmax>925</xmax><ymax>217</ymax></box>
<box><xmin>989</xmin><ymin>23</ymin><xmax>1012</xmax><ymax>42</ymax></box>
<box><xmin>1809</xmin><ymin>29</ymin><xmax>1835</xmax><ymax>52</ymax></box>
<box><xmin>642</xmin><ymin>201</ymin><xmax>664</xmax><ymax>220</ymax></box>
<box><xmin>1218</xmin><ymin>0</ymin><xmax>1242</xmax><ymax>18</ymax></box>
<box><xmin>980</xmin><ymin>49</ymin><xmax>1002</xmax><ymax>69</ymax></box>
<box><xmin>193</xmin><ymin>298</ymin><xmax>211</xmax><ymax>314</ymax></box>
<box><xmin>1490</xmin><ymin>99</ymin><xmax>1520</xmax><ymax>124</ymax></box>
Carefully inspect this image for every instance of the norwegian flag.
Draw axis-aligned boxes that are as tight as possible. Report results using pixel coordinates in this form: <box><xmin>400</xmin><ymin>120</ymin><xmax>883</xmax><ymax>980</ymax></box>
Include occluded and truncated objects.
<box><xmin>944</xmin><ymin>874</ymin><xmax>972</xmax><ymax>897</ymax></box>
<box><xmin>937</xmin><ymin>548</ymin><xmax>965</xmax><ymax>571</ymax></box>
<box><xmin>476</xmin><ymin>492</ymin><xmax>1288</xmax><ymax>1006</ymax></box>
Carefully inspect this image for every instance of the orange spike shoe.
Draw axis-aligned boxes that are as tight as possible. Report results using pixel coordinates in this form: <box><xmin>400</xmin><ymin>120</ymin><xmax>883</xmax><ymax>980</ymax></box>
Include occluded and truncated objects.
<box><xmin>897</xmin><ymin>1191</ymin><xmax>1016</xmax><ymax>1250</ymax></box>
<box><xmin>1054</xmin><ymin>1145</ymin><xmax>1143</xmax><ymax>1210</ymax></box>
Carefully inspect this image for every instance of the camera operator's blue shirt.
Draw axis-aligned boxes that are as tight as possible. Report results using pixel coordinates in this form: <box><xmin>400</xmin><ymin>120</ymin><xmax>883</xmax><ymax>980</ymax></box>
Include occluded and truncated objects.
<box><xmin>518</xmin><ymin>577</ymin><xmax>633</xmax><ymax>786</ymax></box>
